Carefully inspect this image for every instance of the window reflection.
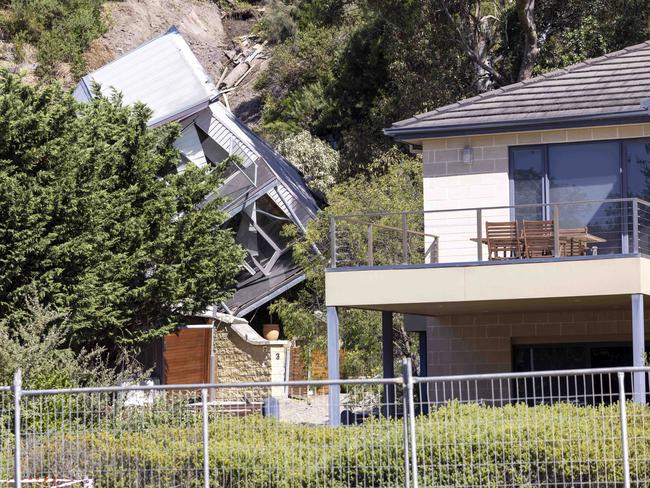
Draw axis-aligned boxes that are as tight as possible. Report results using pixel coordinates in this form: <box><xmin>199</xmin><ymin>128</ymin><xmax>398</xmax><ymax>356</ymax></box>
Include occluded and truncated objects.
<box><xmin>548</xmin><ymin>142</ymin><xmax>622</xmax><ymax>253</ymax></box>
<box><xmin>512</xmin><ymin>147</ymin><xmax>544</xmax><ymax>222</ymax></box>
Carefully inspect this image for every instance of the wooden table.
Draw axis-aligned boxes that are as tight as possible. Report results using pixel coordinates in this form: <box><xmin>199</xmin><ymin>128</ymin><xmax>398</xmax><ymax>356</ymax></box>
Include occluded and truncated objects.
<box><xmin>557</xmin><ymin>230</ymin><xmax>606</xmax><ymax>244</ymax></box>
<box><xmin>470</xmin><ymin>233</ymin><xmax>605</xmax><ymax>245</ymax></box>
<box><xmin>470</xmin><ymin>230</ymin><xmax>606</xmax><ymax>256</ymax></box>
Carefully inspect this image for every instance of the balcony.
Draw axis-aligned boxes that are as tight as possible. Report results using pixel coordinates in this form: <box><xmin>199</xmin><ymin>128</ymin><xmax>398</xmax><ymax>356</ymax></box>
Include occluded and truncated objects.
<box><xmin>326</xmin><ymin>198</ymin><xmax>650</xmax><ymax>314</ymax></box>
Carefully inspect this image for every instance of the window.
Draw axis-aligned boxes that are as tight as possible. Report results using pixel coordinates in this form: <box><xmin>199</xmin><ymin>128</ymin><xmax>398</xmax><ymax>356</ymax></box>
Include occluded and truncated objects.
<box><xmin>625</xmin><ymin>141</ymin><xmax>650</xmax><ymax>199</ymax></box>
<box><xmin>510</xmin><ymin>138</ymin><xmax>650</xmax><ymax>254</ymax></box>
<box><xmin>511</xmin><ymin>147</ymin><xmax>544</xmax><ymax>221</ymax></box>
<box><xmin>513</xmin><ymin>342</ymin><xmax>648</xmax><ymax>405</ymax></box>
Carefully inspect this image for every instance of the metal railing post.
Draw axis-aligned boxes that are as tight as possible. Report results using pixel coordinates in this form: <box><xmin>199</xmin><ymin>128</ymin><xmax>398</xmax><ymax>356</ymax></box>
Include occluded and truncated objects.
<box><xmin>13</xmin><ymin>369</ymin><xmax>21</xmax><ymax>488</ymax></box>
<box><xmin>618</xmin><ymin>372</ymin><xmax>631</xmax><ymax>488</ymax></box>
<box><xmin>201</xmin><ymin>387</ymin><xmax>210</xmax><ymax>488</ymax></box>
<box><xmin>329</xmin><ymin>217</ymin><xmax>337</xmax><ymax>268</ymax></box>
<box><xmin>476</xmin><ymin>208</ymin><xmax>483</xmax><ymax>261</ymax></box>
<box><xmin>632</xmin><ymin>199</ymin><xmax>639</xmax><ymax>254</ymax></box>
<box><xmin>402</xmin><ymin>213</ymin><xmax>409</xmax><ymax>264</ymax></box>
<box><xmin>553</xmin><ymin>205</ymin><xmax>560</xmax><ymax>257</ymax></box>
<box><xmin>402</xmin><ymin>358</ymin><xmax>419</xmax><ymax>488</ymax></box>
<box><xmin>367</xmin><ymin>223</ymin><xmax>374</xmax><ymax>266</ymax></box>
<box><xmin>402</xmin><ymin>394</ymin><xmax>411</xmax><ymax>488</ymax></box>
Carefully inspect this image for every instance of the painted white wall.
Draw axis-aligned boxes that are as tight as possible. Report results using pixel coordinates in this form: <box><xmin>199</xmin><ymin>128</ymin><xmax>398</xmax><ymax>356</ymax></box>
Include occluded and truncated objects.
<box><xmin>422</xmin><ymin>137</ymin><xmax>511</xmax><ymax>263</ymax></box>
<box><xmin>424</xmin><ymin>172</ymin><xmax>510</xmax><ymax>262</ymax></box>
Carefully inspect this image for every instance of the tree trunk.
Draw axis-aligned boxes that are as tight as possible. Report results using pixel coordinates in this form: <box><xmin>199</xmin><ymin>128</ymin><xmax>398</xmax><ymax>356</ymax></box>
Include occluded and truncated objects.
<box><xmin>438</xmin><ymin>0</ymin><xmax>507</xmax><ymax>90</ymax></box>
<box><xmin>394</xmin><ymin>322</ymin><xmax>419</xmax><ymax>376</ymax></box>
<box><xmin>516</xmin><ymin>0</ymin><xmax>540</xmax><ymax>81</ymax></box>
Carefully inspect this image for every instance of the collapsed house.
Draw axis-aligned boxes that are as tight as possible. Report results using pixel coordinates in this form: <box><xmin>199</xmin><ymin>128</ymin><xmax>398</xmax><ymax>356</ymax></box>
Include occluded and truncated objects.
<box><xmin>74</xmin><ymin>27</ymin><xmax>319</xmax><ymax>389</ymax></box>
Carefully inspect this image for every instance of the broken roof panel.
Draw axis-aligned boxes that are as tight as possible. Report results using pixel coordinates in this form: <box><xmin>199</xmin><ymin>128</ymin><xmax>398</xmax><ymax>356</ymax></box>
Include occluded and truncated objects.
<box><xmin>386</xmin><ymin>40</ymin><xmax>650</xmax><ymax>139</ymax></box>
<box><xmin>74</xmin><ymin>27</ymin><xmax>218</xmax><ymax>127</ymax></box>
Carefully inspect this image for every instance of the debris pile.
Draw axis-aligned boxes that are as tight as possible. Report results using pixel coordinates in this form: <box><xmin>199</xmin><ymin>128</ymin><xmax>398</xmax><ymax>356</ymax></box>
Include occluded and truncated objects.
<box><xmin>217</xmin><ymin>34</ymin><xmax>268</xmax><ymax>110</ymax></box>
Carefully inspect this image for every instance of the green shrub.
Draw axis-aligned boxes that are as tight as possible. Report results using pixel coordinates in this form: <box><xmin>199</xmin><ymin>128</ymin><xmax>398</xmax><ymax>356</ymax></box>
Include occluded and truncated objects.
<box><xmin>2</xmin><ymin>401</ymin><xmax>649</xmax><ymax>487</ymax></box>
<box><xmin>256</xmin><ymin>0</ymin><xmax>297</xmax><ymax>44</ymax></box>
<box><xmin>274</xmin><ymin>130</ymin><xmax>339</xmax><ymax>194</ymax></box>
<box><xmin>1</xmin><ymin>0</ymin><xmax>106</xmax><ymax>77</ymax></box>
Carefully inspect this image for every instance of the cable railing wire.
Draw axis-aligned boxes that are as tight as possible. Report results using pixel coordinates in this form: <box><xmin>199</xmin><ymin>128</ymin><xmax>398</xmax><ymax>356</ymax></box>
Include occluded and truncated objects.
<box><xmin>331</xmin><ymin>198</ymin><xmax>650</xmax><ymax>268</ymax></box>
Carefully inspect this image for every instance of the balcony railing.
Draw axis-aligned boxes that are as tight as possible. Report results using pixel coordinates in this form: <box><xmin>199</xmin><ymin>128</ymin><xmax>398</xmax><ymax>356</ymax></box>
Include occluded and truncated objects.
<box><xmin>329</xmin><ymin>198</ymin><xmax>650</xmax><ymax>268</ymax></box>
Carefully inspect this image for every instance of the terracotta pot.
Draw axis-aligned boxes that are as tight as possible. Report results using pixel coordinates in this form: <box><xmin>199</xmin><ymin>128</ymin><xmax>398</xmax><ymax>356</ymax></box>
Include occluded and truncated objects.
<box><xmin>263</xmin><ymin>324</ymin><xmax>280</xmax><ymax>341</ymax></box>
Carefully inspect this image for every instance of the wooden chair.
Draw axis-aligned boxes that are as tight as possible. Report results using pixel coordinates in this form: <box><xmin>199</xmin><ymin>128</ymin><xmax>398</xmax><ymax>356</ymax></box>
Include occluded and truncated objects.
<box><xmin>522</xmin><ymin>220</ymin><xmax>555</xmax><ymax>258</ymax></box>
<box><xmin>559</xmin><ymin>227</ymin><xmax>588</xmax><ymax>257</ymax></box>
<box><xmin>486</xmin><ymin>221</ymin><xmax>521</xmax><ymax>260</ymax></box>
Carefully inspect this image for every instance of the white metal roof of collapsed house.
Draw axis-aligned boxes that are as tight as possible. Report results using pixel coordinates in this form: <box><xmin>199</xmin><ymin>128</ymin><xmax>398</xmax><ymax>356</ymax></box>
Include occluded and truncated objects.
<box><xmin>74</xmin><ymin>27</ymin><xmax>320</xmax><ymax>318</ymax></box>
<box><xmin>74</xmin><ymin>27</ymin><xmax>218</xmax><ymax>127</ymax></box>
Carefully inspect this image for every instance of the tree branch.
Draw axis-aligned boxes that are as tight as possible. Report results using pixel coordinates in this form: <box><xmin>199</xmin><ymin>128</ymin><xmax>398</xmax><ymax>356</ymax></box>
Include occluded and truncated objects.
<box><xmin>438</xmin><ymin>0</ymin><xmax>508</xmax><ymax>89</ymax></box>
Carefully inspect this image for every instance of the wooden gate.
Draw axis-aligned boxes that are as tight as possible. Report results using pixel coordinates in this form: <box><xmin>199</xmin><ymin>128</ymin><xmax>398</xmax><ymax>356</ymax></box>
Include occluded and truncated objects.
<box><xmin>163</xmin><ymin>328</ymin><xmax>211</xmax><ymax>384</ymax></box>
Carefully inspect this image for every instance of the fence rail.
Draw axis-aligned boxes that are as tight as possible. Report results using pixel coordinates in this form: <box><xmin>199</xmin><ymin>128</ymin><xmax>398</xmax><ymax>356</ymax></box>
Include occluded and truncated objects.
<box><xmin>2</xmin><ymin>364</ymin><xmax>650</xmax><ymax>487</ymax></box>
<box><xmin>330</xmin><ymin>197</ymin><xmax>650</xmax><ymax>268</ymax></box>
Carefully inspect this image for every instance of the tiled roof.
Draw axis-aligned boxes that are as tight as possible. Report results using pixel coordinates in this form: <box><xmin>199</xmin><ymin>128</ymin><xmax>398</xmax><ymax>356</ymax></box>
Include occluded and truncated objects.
<box><xmin>387</xmin><ymin>40</ymin><xmax>650</xmax><ymax>138</ymax></box>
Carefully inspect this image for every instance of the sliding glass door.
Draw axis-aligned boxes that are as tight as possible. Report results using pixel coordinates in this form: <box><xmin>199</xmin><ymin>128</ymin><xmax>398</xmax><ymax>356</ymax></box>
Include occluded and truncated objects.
<box><xmin>510</xmin><ymin>138</ymin><xmax>650</xmax><ymax>255</ymax></box>
<box><xmin>625</xmin><ymin>141</ymin><xmax>650</xmax><ymax>254</ymax></box>
<box><xmin>548</xmin><ymin>142</ymin><xmax>622</xmax><ymax>253</ymax></box>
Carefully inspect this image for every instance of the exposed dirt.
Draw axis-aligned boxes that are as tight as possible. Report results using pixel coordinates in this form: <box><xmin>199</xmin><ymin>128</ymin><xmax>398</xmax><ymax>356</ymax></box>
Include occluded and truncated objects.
<box><xmin>85</xmin><ymin>0</ymin><xmax>229</xmax><ymax>83</ymax></box>
<box><xmin>219</xmin><ymin>14</ymin><xmax>268</xmax><ymax>124</ymax></box>
<box><xmin>88</xmin><ymin>0</ymin><xmax>266</xmax><ymax>121</ymax></box>
<box><xmin>0</xmin><ymin>40</ymin><xmax>31</xmax><ymax>81</ymax></box>
<box><xmin>227</xmin><ymin>58</ymin><xmax>268</xmax><ymax>124</ymax></box>
<box><xmin>2</xmin><ymin>0</ymin><xmax>266</xmax><ymax>122</ymax></box>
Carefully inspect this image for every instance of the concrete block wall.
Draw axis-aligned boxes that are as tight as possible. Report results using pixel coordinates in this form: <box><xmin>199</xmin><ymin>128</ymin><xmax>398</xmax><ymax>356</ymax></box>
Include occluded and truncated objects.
<box><xmin>421</xmin><ymin>123</ymin><xmax>650</xmax><ymax>263</ymax></box>
<box><xmin>425</xmin><ymin>308</ymin><xmax>642</xmax><ymax>377</ymax></box>
<box><xmin>422</xmin><ymin>307</ymin><xmax>650</xmax><ymax>402</ymax></box>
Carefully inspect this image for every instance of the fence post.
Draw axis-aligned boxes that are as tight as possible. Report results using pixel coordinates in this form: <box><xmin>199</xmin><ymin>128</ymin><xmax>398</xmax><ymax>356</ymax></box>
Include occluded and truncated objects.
<box><xmin>402</xmin><ymin>394</ymin><xmax>411</xmax><ymax>488</ymax></box>
<box><xmin>618</xmin><ymin>372</ymin><xmax>631</xmax><ymax>488</ymax></box>
<box><xmin>367</xmin><ymin>223</ymin><xmax>374</xmax><ymax>266</ymax></box>
<box><xmin>201</xmin><ymin>387</ymin><xmax>210</xmax><ymax>488</ymax></box>
<box><xmin>553</xmin><ymin>205</ymin><xmax>560</xmax><ymax>257</ymax></box>
<box><xmin>402</xmin><ymin>213</ymin><xmax>409</xmax><ymax>264</ymax></box>
<box><xmin>12</xmin><ymin>369</ymin><xmax>21</xmax><ymax>488</ymax></box>
<box><xmin>476</xmin><ymin>208</ymin><xmax>483</xmax><ymax>261</ymax></box>
<box><xmin>402</xmin><ymin>359</ymin><xmax>419</xmax><ymax>488</ymax></box>
<box><xmin>632</xmin><ymin>199</ymin><xmax>639</xmax><ymax>254</ymax></box>
<box><xmin>330</xmin><ymin>217</ymin><xmax>337</xmax><ymax>268</ymax></box>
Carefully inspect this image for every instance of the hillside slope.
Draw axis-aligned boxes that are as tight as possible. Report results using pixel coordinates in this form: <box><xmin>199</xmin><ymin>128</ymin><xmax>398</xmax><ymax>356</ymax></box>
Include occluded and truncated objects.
<box><xmin>85</xmin><ymin>0</ymin><xmax>228</xmax><ymax>84</ymax></box>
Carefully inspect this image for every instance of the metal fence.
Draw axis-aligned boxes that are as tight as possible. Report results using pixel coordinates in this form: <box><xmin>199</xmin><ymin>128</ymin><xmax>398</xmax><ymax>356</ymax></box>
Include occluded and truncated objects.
<box><xmin>330</xmin><ymin>197</ymin><xmax>650</xmax><ymax>268</ymax></box>
<box><xmin>1</xmin><ymin>364</ymin><xmax>650</xmax><ymax>487</ymax></box>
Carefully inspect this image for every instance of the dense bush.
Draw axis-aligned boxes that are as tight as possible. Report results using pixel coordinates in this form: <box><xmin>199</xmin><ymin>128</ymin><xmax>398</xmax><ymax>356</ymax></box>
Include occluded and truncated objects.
<box><xmin>256</xmin><ymin>0</ymin><xmax>297</xmax><ymax>44</ymax></box>
<box><xmin>270</xmin><ymin>152</ymin><xmax>423</xmax><ymax>377</ymax></box>
<box><xmin>0</xmin><ymin>72</ymin><xmax>245</xmax><ymax>353</ymax></box>
<box><xmin>274</xmin><ymin>130</ymin><xmax>339</xmax><ymax>194</ymax></box>
<box><xmin>0</xmin><ymin>0</ymin><xmax>106</xmax><ymax>77</ymax></box>
<box><xmin>3</xmin><ymin>399</ymin><xmax>648</xmax><ymax>487</ymax></box>
<box><xmin>0</xmin><ymin>297</ymin><xmax>143</xmax><ymax>389</ymax></box>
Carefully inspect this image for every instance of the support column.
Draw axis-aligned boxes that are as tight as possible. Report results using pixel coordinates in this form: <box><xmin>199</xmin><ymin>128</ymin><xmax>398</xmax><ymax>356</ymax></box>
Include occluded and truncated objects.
<box><xmin>418</xmin><ymin>330</ymin><xmax>430</xmax><ymax>415</ymax></box>
<box><xmin>382</xmin><ymin>311</ymin><xmax>396</xmax><ymax>417</ymax></box>
<box><xmin>327</xmin><ymin>306</ymin><xmax>340</xmax><ymax>426</ymax></box>
<box><xmin>631</xmin><ymin>294</ymin><xmax>646</xmax><ymax>403</ymax></box>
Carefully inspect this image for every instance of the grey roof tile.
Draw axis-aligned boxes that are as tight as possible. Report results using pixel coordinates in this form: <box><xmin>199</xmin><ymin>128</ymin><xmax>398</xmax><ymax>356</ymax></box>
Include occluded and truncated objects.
<box><xmin>388</xmin><ymin>40</ymin><xmax>650</xmax><ymax>136</ymax></box>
